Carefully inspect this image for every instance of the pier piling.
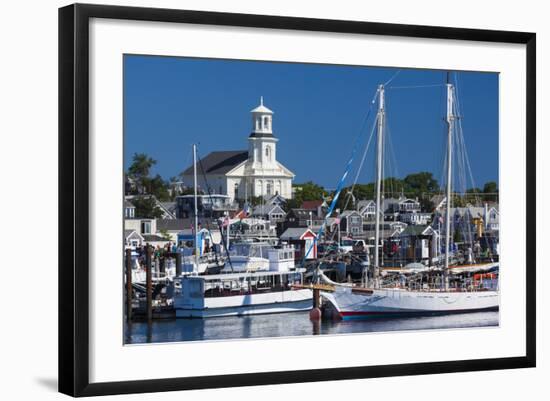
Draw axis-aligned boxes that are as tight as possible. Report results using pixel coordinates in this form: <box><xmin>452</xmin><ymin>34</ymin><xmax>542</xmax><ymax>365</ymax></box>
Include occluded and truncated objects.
<box><xmin>125</xmin><ymin>248</ymin><xmax>132</xmax><ymax>322</ymax></box>
<box><xmin>310</xmin><ymin>288</ymin><xmax>322</xmax><ymax>320</ymax></box>
<box><xmin>176</xmin><ymin>252</ymin><xmax>182</xmax><ymax>277</ymax></box>
<box><xmin>159</xmin><ymin>256</ymin><xmax>165</xmax><ymax>274</ymax></box>
<box><xmin>146</xmin><ymin>245</ymin><xmax>153</xmax><ymax>322</ymax></box>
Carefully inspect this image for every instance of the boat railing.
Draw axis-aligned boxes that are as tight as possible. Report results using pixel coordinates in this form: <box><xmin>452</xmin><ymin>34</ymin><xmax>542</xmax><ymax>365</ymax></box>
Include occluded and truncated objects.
<box><xmin>379</xmin><ymin>272</ymin><xmax>497</xmax><ymax>292</ymax></box>
<box><xmin>203</xmin><ymin>281</ymin><xmax>295</xmax><ymax>298</ymax></box>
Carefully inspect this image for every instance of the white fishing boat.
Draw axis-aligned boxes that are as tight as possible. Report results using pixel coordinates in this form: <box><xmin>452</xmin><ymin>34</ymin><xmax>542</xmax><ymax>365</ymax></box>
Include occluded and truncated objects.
<box><xmin>173</xmin><ymin>269</ymin><xmax>313</xmax><ymax>318</ymax></box>
<box><xmin>221</xmin><ymin>242</ymin><xmax>270</xmax><ymax>272</ymax></box>
<box><xmin>173</xmin><ymin>145</ymin><xmax>312</xmax><ymax>317</ymax></box>
<box><xmin>321</xmin><ymin>78</ymin><xmax>499</xmax><ymax>319</ymax></box>
<box><xmin>220</xmin><ymin>242</ymin><xmax>295</xmax><ymax>273</ymax></box>
<box><xmin>173</xmin><ymin>245</ymin><xmax>312</xmax><ymax>317</ymax></box>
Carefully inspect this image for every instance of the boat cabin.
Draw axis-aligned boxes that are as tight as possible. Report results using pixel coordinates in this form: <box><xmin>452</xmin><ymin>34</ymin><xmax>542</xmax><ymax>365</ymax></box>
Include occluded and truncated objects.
<box><xmin>176</xmin><ymin>269</ymin><xmax>307</xmax><ymax>309</ymax></box>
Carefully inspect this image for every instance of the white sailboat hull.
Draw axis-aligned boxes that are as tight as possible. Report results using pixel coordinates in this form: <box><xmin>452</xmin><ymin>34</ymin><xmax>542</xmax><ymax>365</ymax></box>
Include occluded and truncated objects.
<box><xmin>322</xmin><ymin>286</ymin><xmax>499</xmax><ymax>319</ymax></box>
<box><xmin>175</xmin><ymin>288</ymin><xmax>313</xmax><ymax>318</ymax></box>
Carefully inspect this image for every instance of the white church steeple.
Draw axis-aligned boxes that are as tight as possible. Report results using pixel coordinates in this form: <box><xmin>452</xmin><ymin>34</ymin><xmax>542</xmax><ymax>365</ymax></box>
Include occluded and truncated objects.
<box><xmin>248</xmin><ymin>97</ymin><xmax>278</xmax><ymax>168</ymax></box>
<box><xmin>250</xmin><ymin>96</ymin><xmax>273</xmax><ymax>136</ymax></box>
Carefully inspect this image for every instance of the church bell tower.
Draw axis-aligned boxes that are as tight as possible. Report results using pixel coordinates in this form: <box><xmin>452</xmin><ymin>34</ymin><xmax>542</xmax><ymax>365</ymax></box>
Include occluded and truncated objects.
<box><xmin>248</xmin><ymin>96</ymin><xmax>278</xmax><ymax>169</ymax></box>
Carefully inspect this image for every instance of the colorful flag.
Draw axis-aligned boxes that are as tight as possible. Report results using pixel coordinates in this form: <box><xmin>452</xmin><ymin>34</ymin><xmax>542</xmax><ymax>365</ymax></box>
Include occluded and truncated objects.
<box><xmin>221</xmin><ymin>216</ymin><xmax>229</xmax><ymax>227</ymax></box>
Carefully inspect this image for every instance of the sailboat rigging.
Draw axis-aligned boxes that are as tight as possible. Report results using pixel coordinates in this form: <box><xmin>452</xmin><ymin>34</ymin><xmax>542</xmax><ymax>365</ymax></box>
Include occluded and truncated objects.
<box><xmin>320</xmin><ymin>73</ymin><xmax>499</xmax><ymax>319</ymax></box>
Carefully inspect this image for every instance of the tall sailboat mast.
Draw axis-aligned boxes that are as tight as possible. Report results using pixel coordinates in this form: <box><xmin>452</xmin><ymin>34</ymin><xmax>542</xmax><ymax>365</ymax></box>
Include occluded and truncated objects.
<box><xmin>193</xmin><ymin>144</ymin><xmax>200</xmax><ymax>270</ymax></box>
<box><xmin>373</xmin><ymin>84</ymin><xmax>385</xmax><ymax>288</ymax></box>
<box><xmin>444</xmin><ymin>80</ymin><xmax>455</xmax><ymax>290</ymax></box>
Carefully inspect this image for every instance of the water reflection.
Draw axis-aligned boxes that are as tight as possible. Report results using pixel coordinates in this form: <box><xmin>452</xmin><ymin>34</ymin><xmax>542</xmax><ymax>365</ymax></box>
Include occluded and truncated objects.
<box><xmin>125</xmin><ymin>310</ymin><xmax>498</xmax><ymax>344</ymax></box>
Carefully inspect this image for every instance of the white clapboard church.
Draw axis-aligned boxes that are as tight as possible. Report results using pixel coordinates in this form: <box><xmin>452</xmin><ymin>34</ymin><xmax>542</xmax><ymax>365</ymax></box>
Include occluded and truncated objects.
<box><xmin>182</xmin><ymin>97</ymin><xmax>294</xmax><ymax>201</ymax></box>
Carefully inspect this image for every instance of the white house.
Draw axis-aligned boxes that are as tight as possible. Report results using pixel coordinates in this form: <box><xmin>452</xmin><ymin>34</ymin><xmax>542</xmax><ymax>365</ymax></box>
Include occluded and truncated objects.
<box><xmin>124</xmin><ymin>229</ymin><xmax>144</xmax><ymax>249</ymax></box>
<box><xmin>124</xmin><ymin>218</ymin><xmax>157</xmax><ymax>236</ymax></box>
<box><xmin>357</xmin><ymin>200</ymin><xmax>376</xmax><ymax>220</ymax></box>
<box><xmin>181</xmin><ymin>97</ymin><xmax>295</xmax><ymax>201</ymax></box>
<box><xmin>399</xmin><ymin>212</ymin><xmax>432</xmax><ymax>225</ymax></box>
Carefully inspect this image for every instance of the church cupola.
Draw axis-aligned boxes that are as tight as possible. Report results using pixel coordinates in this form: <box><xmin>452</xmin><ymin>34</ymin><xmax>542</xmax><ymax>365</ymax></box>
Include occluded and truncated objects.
<box><xmin>250</xmin><ymin>96</ymin><xmax>274</xmax><ymax>137</ymax></box>
<box><xmin>248</xmin><ymin>96</ymin><xmax>278</xmax><ymax>168</ymax></box>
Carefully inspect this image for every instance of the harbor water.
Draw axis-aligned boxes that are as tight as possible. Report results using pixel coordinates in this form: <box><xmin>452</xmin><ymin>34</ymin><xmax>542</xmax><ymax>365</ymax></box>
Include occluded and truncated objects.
<box><xmin>125</xmin><ymin>310</ymin><xmax>498</xmax><ymax>344</ymax></box>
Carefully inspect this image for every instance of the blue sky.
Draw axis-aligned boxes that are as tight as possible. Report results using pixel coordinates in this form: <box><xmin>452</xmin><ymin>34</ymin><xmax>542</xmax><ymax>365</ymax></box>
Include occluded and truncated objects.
<box><xmin>124</xmin><ymin>55</ymin><xmax>498</xmax><ymax>190</ymax></box>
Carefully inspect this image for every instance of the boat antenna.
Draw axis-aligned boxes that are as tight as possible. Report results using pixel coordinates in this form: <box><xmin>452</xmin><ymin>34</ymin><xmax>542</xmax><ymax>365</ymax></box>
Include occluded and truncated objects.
<box><xmin>444</xmin><ymin>72</ymin><xmax>455</xmax><ymax>291</ymax></box>
<box><xmin>373</xmin><ymin>84</ymin><xmax>385</xmax><ymax>289</ymax></box>
<box><xmin>196</xmin><ymin>148</ymin><xmax>235</xmax><ymax>272</ymax></box>
<box><xmin>193</xmin><ymin>144</ymin><xmax>200</xmax><ymax>274</ymax></box>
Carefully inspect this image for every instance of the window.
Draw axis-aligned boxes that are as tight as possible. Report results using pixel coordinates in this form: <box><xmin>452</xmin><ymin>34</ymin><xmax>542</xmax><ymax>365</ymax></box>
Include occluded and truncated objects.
<box><xmin>234</xmin><ymin>183</ymin><xmax>239</xmax><ymax>199</ymax></box>
<box><xmin>141</xmin><ymin>221</ymin><xmax>151</xmax><ymax>234</ymax></box>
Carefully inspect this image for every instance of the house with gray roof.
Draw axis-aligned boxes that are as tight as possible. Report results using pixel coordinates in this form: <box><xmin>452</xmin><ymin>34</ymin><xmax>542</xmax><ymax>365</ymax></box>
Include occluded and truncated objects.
<box><xmin>156</xmin><ymin>218</ymin><xmax>221</xmax><ymax>244</ymax></box>
<box><xmin>363</xmin><ymin>221</ymin><xmax>406</xmax><ymax>241</ymax></box>
<box><xmin>125</xmin><ymin>195</ymin><xmax>176</xmax><ymax>219</ymax></box>
<box><xmin>251</xmin><ymin>203</ymin><xmax>286</xmax><ymax>223</ymax></box>
<box><xmin>339</xmin><ymin>210</ymin><xmax>363</xmax><ymax>237</ymax></box>
<box><xmin>432</xmin><ymin>204</ymin><xmax>499</xmax><ymax>238</ymax></box>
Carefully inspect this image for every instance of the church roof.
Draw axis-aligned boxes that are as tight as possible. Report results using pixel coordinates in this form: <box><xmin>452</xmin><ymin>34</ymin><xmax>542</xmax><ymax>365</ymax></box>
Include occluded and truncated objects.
<box><xmin>182</xmin><ymin>151</ymin><xmax>248</xmax><ymax>175</ymax></box>
<box><xmin>250</xmin><ymin>104</ymin><xmax>273</xmax><ymax>114</ymax></box>
<box><xmin>250</xmin><ymin>97</ymin><xmax>273</xmax><ymax>114</ymax></box>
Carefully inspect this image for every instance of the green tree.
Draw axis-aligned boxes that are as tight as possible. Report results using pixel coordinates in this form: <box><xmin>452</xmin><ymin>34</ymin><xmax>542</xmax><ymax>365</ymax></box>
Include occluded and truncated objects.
<box><xmin>295</xmin><ymin>181</ymin><xmax>326</xmax><ymax>201</ymax></box>
<box><xmin>403</xmin><ymin>172</ymin><xmax>439</xmax><ymax>197</ymax></box>
<box><xmin>132</xmin><ymin>197</ymin><xmax>164</xmax><ymax>219</ymax></box>
<box><xmin>419</xmin><ymin>197</ymin><xmax>435</xmax><ymax>213</ymax></box>
<box><xmin>464</xmin><ymin>187</ymin><xmax>482</xmax><ymax>205</ymax></box>
<box><xmin>146</xmin><ymin>174</ymin><xmax>171</xmax><ymax>201</ymax></box>
<box><xmin>482</xmin><ymin>181</ymin><xmax>498</xmax><ymax>202</ymax></box>
<box><xmin>126</xmin><ymin>153</ymin><xmax>172</xmax><ymax>201</ymax></box>
<box><xmin>285</xmin><ymin>197</ymin><xmax>303</xmax><ymax>210</ymax></box>
<box><xmin>128</xmin><ymin>153</ymin><xmax>156</xmax><ymax>183</ymax></box>
<box><xmin>285</xmin><ymin>182</ymin><xmax>327</xmax><ymax>211</ymax></box>
<box><xmin>351</xmin><ymin>183</ymin><xmax>375</xmax><ymax>200</ymax></box>
<box><xmin>381</xmin><ymin>177</ymin><xmax>404</xmax><ymax>198</ymax></box>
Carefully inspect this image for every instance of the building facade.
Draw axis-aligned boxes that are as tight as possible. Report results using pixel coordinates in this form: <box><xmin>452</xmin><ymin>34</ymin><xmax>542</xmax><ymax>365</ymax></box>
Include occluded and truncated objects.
<box><xmin>181</xmin><ymin>97</ymin><xmax>294</xmax><ymax>201</ymax></box>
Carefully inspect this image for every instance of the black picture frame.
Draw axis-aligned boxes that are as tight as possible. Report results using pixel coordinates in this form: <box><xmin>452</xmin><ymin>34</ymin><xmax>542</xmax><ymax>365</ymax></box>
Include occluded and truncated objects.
<box><xmin>59</xmin><ymin>3</ymin><xmax>536</xmax><ymax>397</ymax></box>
